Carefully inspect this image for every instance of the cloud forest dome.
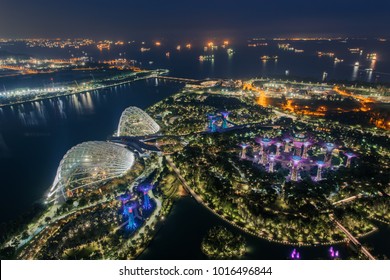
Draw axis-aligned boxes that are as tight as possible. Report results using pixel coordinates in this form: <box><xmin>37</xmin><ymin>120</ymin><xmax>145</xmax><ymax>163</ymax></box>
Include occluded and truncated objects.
<box><xmin>48</xmin><ymin>141</ymin><xmax>134</xmax><ymax>202</ymax></box>
<box><xmin>117</xmin><ymin>106</ymin><xmax>160</xmax><ymax>137</ymax></box>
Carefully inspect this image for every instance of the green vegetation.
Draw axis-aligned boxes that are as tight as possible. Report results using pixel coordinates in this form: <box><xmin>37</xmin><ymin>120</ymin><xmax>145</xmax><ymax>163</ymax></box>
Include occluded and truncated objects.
<box><xmin>149</xmin><ymin>86</ymin><xmax>389</xmax><ymax>247</ymax></box>
<box><xmin>147</xmin><ymin>89</ymin><xmax>272</xmax><ymax>135</ymax></box>
<box><xmin>201</xmin><ymin>226</ymin><xmax>246</xmax><ymax>259</ymax></box>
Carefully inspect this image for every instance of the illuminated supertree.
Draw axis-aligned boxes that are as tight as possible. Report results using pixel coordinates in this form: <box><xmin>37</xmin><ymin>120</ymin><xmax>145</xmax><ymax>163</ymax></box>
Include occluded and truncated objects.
<box><xmin>125</xmin><ymin>202</ymin><xmax>138</xmax><ymax>230</ymax></box>
<box><xmin>269</xmin><ymin>153</ymin><xmax>276</xmax><ymax>172</ymax></box>
<box><xmin>345</xmin><ymin>152</ymin><xmax>356</xmax><ymax>168</ymax></box>
<box><xmin>293</xmin><ymin>131</ymin><xmax>308</xmax><ymax>157</ymax></box>
<box><xmin>275</xmin><ymin>142</ymin><xmax>282</xmax><ymax>156</ymax></box>
<box><xmin>239</xmin><ymin>143</ymin><xmax>249</xmax><ymax>160</ymax></box>
<box><xmin>211</xmin><ymin>119</ymin><xmax>217</xmax><ymax>132</ymax></box>
<box><xmin>260</xmin><ymin>138</ymin><xmax>273</xmax><ymax>165</ymax></box>
<box><xmin>316</xmin><ymin>160</ymin><xmax>325</xmax><ymax>181</ymax></box>
<box><xmin>302</xmin><ymin>141</ymin><xmax>311</xmax><ymax>158</ymax></box>
<box><xmin>324</xmin><ymin>143</ymin><xmax>335</xmax><ymax>165</ymax></box>
<box><xmin>293</xmin><ymin>140</ymin><xmax>304</xmax><ymax>157</ymax></box>
<box><xmin>207</xmin><ymin>114</ymin><xmax>215</xmax><ymax>130</ymax></box>
<box><xmin>291</xmin><ymin>156</ymin><xmax>302</xmax><ymax>181</ymax></box>
<box><xmin>139</xmin><ymin>184</ymin><xmax>153</xmax><ymax>210</ymax></box>
<box><xmin>283</xmin><ymin>137</ymin><xmax>292</xmax><ymax>153</ymax></box>
<box><xmin>118</xmin><ymin>192</ymin><xmax>131</xmax><ymax>208</ymax></box>
<box><xmin>220</xmin><ymin>111</ymin><xmax>230</xmax><ymax>129</ymax></box>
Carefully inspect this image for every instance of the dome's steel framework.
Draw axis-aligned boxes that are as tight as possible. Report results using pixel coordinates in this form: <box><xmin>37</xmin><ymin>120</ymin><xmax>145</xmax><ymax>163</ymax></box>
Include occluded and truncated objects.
<box><xmin>117</xmin><ymin>106</ymin><xmax>160</xmax><ymax>137</ymax></box>
<box><xmin>48</xmin><ymin>141</ymin><xmax>134</xmax><ymax>201</ymax></box>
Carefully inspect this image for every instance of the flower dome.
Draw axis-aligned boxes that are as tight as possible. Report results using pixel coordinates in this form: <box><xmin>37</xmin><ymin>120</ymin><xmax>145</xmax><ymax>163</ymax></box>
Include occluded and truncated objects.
<box><xmin>48</xmin><ymin>141</ymin><xmax>134</xmax><ymax>201</ymax></box>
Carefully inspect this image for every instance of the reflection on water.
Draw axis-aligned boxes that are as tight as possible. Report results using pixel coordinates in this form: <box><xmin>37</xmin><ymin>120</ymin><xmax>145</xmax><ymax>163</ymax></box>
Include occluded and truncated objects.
<box><xmin>367</xmin><ymin>59</ymin><xmax>376</xmax><ymax>82</ymax></box>
<box><xmin>273</xmin><ymin>59</ymin><xmax>278</xmax><ymax>73</ymax></box>
<box><xmin>370</xmin><ymin>59</ymin><xmax>376</xmax><ymax>70</ymax></box>
<box><xmin>0</xmin><ymin>133</ymin><xmax>10</xmax><ymax>158</ymax></box>
<box><xmin>367</xmin><ymin>69</ymin><xmax>373</xmax><ymax>82</ymax></box>
<box><xmin>70</xmin><ymin>94</ymin><xmax>83</xmax><ymax>115</ymax></box>
<box><xmin>1</xmin><ymin>91</ymin><xmax>99</xmax><ymax>128</ymax></box>
<box><xmin>83</xmin><ymin>92</ymin><xmax>95</xmax><ymax>112</ymax></box>
<box><xmin>351</xmin><ymin>64</ymin><xmax>359</xmax><ymax>81</ymax></box>
<box><xmin>55</xmin><ymin>99</ymin><xmax>67</xmax><ymax>120</ymax></box>
<box><xmin>210</xmin><ymin>57</ymin><xmax>215</xmax><ymax>76</ymax></box>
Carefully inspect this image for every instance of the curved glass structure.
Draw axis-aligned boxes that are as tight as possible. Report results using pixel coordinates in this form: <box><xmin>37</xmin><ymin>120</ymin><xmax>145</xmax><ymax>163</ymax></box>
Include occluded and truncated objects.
<box><xmin>48</xmin><ymin>141</ymin><xmax>134</xmax><ymax>201</ymax></box>
<box><xmin>117</xmin><ymin>106</ymin><xmax>160</xmax><ymax>137</ymax></box>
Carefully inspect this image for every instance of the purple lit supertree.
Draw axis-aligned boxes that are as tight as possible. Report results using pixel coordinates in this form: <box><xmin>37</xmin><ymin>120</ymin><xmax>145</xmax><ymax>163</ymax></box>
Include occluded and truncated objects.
<box><xmin>344</xmin><ymin>152</ymin><xmax>356</xmax><ymax>168</ymax></box>
<box><xmin>324</xmin><ymin>143</ymin><xmax>335</xmax><ymax>165</ymax></box>
<box><xmin>269</xmin><ymin>153</ymin><xmax>276</xmax><ymax>173</ymax></box>
<box><xmin>316</xmin><ymin>161</ymin><xmax>325</xmax><ymax>181</ymax></box>
<box><xmin>302</xmin><ymin>141</ymin><xmax>311</xmax><ymax>158</ymax></box>
<box><xmin>220</xmin><ymin>111</ymin><xmax>230</xmax><ymax>129</ymax></box>
<box><xmin>291</xmin><ymin>156</ymin><xmax>302</xmax><ymax>181</ymax></box>
<box><xmin>125</xmin><ymin>202</ymin><xmax>138</xmax><ymax>230</ymax></box>
<box><xmin>260</xmin><ymin>138</ymin><xmax>273</xmax><ymax>165</ymax></box>
<box><xmin>239</xmin><ymin>143</ymin><xmax>249</xmax><ymax>160</ymax></box>
<box><xmin>283</xmin><ymin>137</ymin><xmax>292</xmax><ymax>153</ymax></box>
<box><xmin>254</xmin><ymin>137</ymin><xmax>263</xmax><ymax>163</ymax></box>
<box><xmin>292</xmin><ymin>131</ymin><xmax>308</xmax><ymax>157</ymax></box>
<box><xmin>293</xmin><ymin>140</ymin><xmax>304</xmax><ymax>157</ymax></box>
<box><xmin>246</xmin><ymin>132</ymin><xmax>356</xmax><ymax>183</ymax></box>
<box><xmin>139</xmin><ymin>184</ymin><xmax>153</xmax><ymax>210</ymax></box>
<box><xmin>275</xmin><ymin>142</ymin><xmax>282</xmax><ymax>156</ymax></box>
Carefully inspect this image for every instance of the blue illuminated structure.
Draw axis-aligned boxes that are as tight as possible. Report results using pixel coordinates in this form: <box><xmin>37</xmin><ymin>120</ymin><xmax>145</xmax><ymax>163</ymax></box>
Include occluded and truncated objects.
<box><xmin>207</xmin><ymin>114</ymin><xmax>215</xmax><ymax>129</ymax></box>
<box><xmin>221</xmin><ymin>112</ymin><xmax>230</xmax><ymax>129</ymax></box>
<box><xmin>211</xmin><ymin>119</ymin><xmax>217</xmax><ymax>132</ymax></box>
<box><xmin>118</xmin><ymin>192</ymin><xmax>131</xmax><ymax>208</ymax></box>
<box><xmin>139</xmin><ymin>184</ymin><xmax>153</xmax><ymax>210</ymax></box>
<box><xmin>206</xmin><ymin>112</ymin><xmax>233</xmax><ymax>132</ymax></box>
<box><xmin>125</xmin><ymin>202</ymin><xmax>138</xmax><ymax>230</ymax></box>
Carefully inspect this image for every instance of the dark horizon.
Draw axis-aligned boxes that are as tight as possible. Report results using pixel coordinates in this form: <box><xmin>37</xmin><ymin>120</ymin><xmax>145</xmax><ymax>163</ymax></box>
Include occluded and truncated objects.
<box><xmin>1</xmin><ymin>0</ymin><xmax>390</xmax><ymax>40</ymax></box>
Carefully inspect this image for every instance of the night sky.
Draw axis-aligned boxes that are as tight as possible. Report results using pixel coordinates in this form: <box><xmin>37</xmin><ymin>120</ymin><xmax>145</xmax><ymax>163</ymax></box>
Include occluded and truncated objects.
<box><xmin>0</xmin><ymin>0</ymin><xmax>389</xmax><ymax>39</ymax></box>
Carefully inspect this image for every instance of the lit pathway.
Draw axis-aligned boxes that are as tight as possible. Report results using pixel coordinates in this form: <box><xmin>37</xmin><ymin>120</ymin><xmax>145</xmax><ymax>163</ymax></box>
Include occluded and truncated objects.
<box><xmin>329</xmin><ymin>214</ymin><xmax>376</xmax><ymax>260</ymax></box>
<box><xmin>332</xmin><ymin>194</ymin><xmax>362</xmax><ymax>206</ymax></box>
<box><xmin>13</xmin><ymin>196</ymin><xmax>110</xmax><ymax>250</ymax></box>
<box><xmin>155</xmin><ymin>76</ymin><xmax>199</xmax><ymax>83</ymax></box>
